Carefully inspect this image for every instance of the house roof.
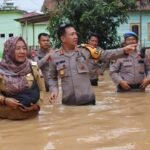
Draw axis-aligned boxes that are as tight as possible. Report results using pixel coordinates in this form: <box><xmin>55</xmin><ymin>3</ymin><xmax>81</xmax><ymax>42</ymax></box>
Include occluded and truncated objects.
<box><xmin>23</xmin><ymin>12</ymin><xmax>40</xmax><ymax>18</ymax></box>
<box><xmin>0</xmin><ymin>8</ymin><xmax>26</xmax><ymax>14</ymax></box>
<box><xmin>15</xmin><ymin>13</ymin><xmax>51</xmax><ymax>24</ymax></box>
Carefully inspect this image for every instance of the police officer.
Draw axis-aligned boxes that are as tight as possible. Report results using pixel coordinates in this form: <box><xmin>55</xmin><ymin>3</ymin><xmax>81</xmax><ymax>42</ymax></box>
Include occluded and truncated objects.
<box><xmin>87</xmin><ymin>32</ymin><xmax>106</xmax><ymax>86</ymax></box>
<box><xmin>49</xmin><ymin>24</ymin><xmax>136</xmax><ymax>105</ymax></box>
<box><xmin>110</xmin><ymin>31</ymin><xmax>150</xmax><ymax>92</ymax></box>
<box><xmin>32</xmin><ymin>33</ymin><xmax>54</xmax><ymax>91</ymax></box>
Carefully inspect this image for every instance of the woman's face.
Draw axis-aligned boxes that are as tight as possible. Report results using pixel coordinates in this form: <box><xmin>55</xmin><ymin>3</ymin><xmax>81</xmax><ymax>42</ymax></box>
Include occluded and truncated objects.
<box><xmin>14</xmin><ymin>40</ymin><xmax>27</xmax><ymax>63</ymax></box>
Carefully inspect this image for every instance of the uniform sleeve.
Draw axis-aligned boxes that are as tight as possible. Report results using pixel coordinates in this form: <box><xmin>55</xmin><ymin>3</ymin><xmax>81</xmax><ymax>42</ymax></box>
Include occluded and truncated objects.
<box><xmin>48</xmin><ymin>60</ymin><xmax>59</xmax><ymax>93</ymax></box>
<box><xmin>30</xmin><ymin>50</ymin><xmax>39</xmax><ymax>62</ymax></box>
<box><xmin>36</xmin><ymin>53</ymin><xmax>50</xmax><ymax>68</ymax></box>
<box><xmin>109</xmin><ymin>59</ymin><xmax>123</xmax><ymax>85</ymax></box>
<box><xmin>100</xmin><ymin>48</ymin><xmax>125</xmax><ymax>62</ymax></box>
<box><xmin>82</xmin><ymin>46</ymin><xmax>125</xmax><ymax>62</ymax></box>
<box><xmin>31</xmin><ymin>49</ymin><xmax>51</xmax><ymax>68</ymax></box>
<box><xmin>32</xmin><ymin>55</ymin><xmax>39</xmax><ymax>62</ymax></box>
<box><xmin>145</xmin><ymin>56</ymin><xmax>150</xmax><ymax>79</ymax></box>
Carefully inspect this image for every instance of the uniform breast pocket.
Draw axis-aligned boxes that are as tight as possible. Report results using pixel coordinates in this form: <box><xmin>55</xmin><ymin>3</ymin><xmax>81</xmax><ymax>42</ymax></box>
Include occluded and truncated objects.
<box><xmin>56</xmin><ymin>61</ymin><xmax>67</xmax><ymax>78</ymax></box>
<box><xmin>122</xmin><ymin>61</ymin><xmax>132</xmax><ymax>72</ymax></box>
<box><xmin>76</xmin><ymin>61</ymin><xmax>89</xmax><ymax>74</ymax></box>
<box><xmin>123</xmin><ymin>61</ymin><xmax>132</xmax><ymax>67</ymax></box>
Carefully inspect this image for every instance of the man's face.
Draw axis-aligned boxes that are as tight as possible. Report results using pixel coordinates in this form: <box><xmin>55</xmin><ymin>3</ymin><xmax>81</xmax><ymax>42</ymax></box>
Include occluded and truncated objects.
<box><xmin>61</xmin><ymin>27</ymin><xmax>78</xmax><ymax>48</ymax></box>
<box><xmin>39</xmin><ymin>35</ymin><xmax>50</xmax><ymax>50</ymax></box>
<box><xmin>125</xmin><ymin>36</ymin><xmax>138</xmax><ymax>46</ymax></box>
<box><xmin>88</xmin><ymin>36</ymin><xmax>99</xmax><ymax>48</ymax></box>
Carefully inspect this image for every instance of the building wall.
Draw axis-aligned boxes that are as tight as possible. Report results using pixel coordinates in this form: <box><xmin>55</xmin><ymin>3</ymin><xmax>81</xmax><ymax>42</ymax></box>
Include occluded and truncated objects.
<box><xmin>117</xmin><ymin>11</ymin><xmax>150</xmax><ymax>47</ymax></box>
<box><xmin>0</xmin><ymin>10</ymin><xmax>49</xmax><ymax>58</ymax></box>
<box><xmin>0</xmin><ymin>11</ymin><xmax>23</xmax><ymax>57</ymax></box>
<box><xmin>21</xmin><ymin>22</ymin><xmax>49</xmax><ymax>50</ymax></box>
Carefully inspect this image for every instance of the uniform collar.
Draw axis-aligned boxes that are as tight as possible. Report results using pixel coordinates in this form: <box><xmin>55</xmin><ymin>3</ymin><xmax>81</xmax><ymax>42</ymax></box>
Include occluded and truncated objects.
<box><xmin>59</xmin><ymin>47</ymin><xmax>79</xmax><ymax>57</ymax></box>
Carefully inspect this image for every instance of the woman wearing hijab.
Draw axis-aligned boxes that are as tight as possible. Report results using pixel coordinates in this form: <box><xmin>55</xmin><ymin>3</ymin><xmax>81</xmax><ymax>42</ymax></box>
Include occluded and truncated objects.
<box><xmin>0</xmin><ymin>36</ymin><xmax>46</xmax><ymax>120</ymax></box>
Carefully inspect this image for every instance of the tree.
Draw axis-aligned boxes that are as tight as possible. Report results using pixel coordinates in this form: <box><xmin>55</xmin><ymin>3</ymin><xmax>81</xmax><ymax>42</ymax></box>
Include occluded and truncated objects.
<box><xmin>47</xmin><ymin>0</ymin><xmax>136</xmax><ymax>49</ymax></box>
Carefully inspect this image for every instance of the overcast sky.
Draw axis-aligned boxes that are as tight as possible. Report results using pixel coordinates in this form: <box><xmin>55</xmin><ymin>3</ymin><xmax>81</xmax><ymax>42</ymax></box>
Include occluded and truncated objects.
<box><xmin>0</xmin><ymin>0</ymin><xmax>44</xmax><ymax>12</ymax></box>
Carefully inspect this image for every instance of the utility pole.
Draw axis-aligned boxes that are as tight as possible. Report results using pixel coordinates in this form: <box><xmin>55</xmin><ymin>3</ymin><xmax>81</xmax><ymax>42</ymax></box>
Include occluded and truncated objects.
<box><xmin>139</xmin><ymin>0</ymin><xmax>142</xmax><ymax>46</ymax></box>
<box><xmin>139</xmin><ymin>0</ymin><xmax>150</xmax><ymax>46</ymax></box>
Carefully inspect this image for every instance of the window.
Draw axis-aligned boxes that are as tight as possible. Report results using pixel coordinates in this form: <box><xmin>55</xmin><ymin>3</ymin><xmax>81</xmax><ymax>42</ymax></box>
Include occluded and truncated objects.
<box><xmin>132</xmin><ymin>25</ymin><xmax>139</xmax><ymax>35</ymax></box>
<box><xmin>9</xmin><ymin>33</ymin><xmax>13</xmax><ymax>37</ymax></box>
<box><xmin>131</xmin><ymin>24</ymin><xmax>140</xmax><ymax>36</ymax></box>
<box><xmin>0</xmin><ymin>34</ymin><xmax>5</xmax><ymax>38</ymax></box>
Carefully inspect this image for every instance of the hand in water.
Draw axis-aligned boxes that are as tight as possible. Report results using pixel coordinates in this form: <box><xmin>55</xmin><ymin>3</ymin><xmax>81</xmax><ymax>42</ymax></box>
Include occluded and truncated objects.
<box><xmin>140</xmin><ymin>78</ymin><xmax>150</xmax><ymax>89</ymax></box>
<box><xmin>49</xmin><ymin>92</ymin><xmax>58</xmax><ymax>104</ymax></box>
<box><xmin>119</xmin><ymin>80</ymin><xmax>131</xmax><ymax>90</ymax></box>
<box><xmin>5</xmin><ymin>98</ymin><xmax>23</xmax><ymax>109</ymax></box>
<box><xmin>19</xmin><ymin>103</ymin><xmax>40</xmax><ymax>112</ymax></box>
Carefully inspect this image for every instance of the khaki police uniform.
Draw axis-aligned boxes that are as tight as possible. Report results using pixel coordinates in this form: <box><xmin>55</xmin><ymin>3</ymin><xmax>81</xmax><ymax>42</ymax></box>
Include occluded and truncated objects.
<box><xmin>87</xmin><ymin>47</ymin><xmax>105</xmax><ymax>85</ymax></box>
<box><xmin>110</xmin><ymin>51</ymin><xmax>150</xmax><ymax>92</ymax></box>
<box><xmin>0</xmin><ymin>61</ymin><xmax>45</xmax><ymax>102</ymax></box>
<box><xmin>0</xmin><ymin>61</ymin><xmax>46</xmax><ymax>120</ymax></box>
<box><xmin>49</xmin><ymin>46</ymin><xmax>125</xmax><ymax>105</ymax></box>
<box><xmin>30</xmin><ymin>61</ymin><xmax>46</xmax><ymax>102</ymax></box>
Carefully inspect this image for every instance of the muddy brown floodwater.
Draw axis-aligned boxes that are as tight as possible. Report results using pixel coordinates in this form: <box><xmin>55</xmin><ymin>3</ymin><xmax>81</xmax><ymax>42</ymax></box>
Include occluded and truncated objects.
<box><xmin>1</xmin><ymin>72</ymin><xmax>150</xmax><ymax>150</ymax></box>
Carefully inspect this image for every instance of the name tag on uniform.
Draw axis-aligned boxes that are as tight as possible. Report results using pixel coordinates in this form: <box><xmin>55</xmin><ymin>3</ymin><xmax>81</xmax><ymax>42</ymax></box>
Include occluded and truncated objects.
<box><xmin>138</xmin><ymin>60</ymin><xmax>144</xmax><ymax>64</ymax></box>
<box><xmin>123</xmin><ymin>61</ymin><xmax>132</xmax><ymax>67</ymax></box>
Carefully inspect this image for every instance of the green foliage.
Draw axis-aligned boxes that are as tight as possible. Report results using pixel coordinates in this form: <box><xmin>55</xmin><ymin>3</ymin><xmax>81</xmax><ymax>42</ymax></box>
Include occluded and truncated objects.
<box><xmin>47</xmin><ymin>0</ymin><xmax>136</xmax><ymax>49</ymax></box>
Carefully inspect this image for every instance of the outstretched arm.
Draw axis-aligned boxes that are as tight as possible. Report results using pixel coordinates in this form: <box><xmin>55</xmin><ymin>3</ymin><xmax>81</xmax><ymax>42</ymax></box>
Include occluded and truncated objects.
<box><xmin>100</xmin><ymin>44</ymin><xmax>137</xmax><ymax>61</ymax></box>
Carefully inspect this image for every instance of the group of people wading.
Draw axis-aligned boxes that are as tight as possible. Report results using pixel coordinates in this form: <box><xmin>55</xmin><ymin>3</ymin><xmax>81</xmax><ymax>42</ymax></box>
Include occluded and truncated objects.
<box><xmin>0</xmin><ymin>24</ymin><xmax>149</xmax><ymax>120</ymax></box>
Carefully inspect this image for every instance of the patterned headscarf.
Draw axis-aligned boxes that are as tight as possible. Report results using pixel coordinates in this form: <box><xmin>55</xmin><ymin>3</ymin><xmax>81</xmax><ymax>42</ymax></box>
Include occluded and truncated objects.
<box><xmin>0</xmin><ymin>37</ymin><xmax>31</xmax><ymax>95</ymax></box>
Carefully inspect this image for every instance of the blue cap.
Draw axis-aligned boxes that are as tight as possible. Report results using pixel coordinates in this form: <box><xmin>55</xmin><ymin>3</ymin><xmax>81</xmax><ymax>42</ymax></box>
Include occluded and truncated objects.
<box><xmin>123</xmin><ymin>31</ymin><xmax>138</xmax><ymax>39</ymax></box>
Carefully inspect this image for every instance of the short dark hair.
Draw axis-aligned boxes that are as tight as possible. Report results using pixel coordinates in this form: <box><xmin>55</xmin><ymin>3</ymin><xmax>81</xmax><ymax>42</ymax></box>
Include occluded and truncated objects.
<box><xmin>57</xmin><ymin>24</ymin><xmax>75</xmax><ymax>41</ymax></box>
<box><xmin>87</xmin><ymin>32</ymin><xmax>100</xmax><ymax>42</ymax></box>
<box><xmin>38</xmin><ymin>33</ymin><xmax>50</xmax><ymax>40</ymax></box>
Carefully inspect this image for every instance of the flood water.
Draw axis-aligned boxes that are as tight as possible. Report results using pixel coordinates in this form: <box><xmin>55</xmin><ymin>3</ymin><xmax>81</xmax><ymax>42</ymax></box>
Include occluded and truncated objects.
<box><xmin>1</xmin><ymin>72</ymin><xmax>150</xmax><ymax>150</ymax></box>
